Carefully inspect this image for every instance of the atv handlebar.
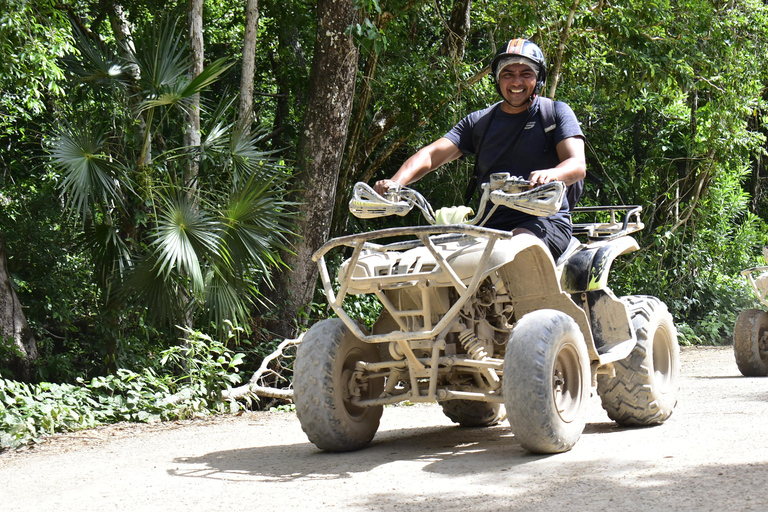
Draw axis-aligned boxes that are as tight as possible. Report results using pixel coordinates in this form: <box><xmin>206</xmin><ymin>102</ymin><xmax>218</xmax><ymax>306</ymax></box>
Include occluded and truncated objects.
<box><xmin>349</xmin><ymin>173</ymin><xmax>565</xmax><ymax>225</ymax></box>
<box><xmin>349</xmin><ymin>182</ymin><xmax>435</xmax><ymax>222</ymax></box>
<box><xmin>740</xmin><ymin>265</ymin><xmax>768</xmax><ymax>309</ymax></box>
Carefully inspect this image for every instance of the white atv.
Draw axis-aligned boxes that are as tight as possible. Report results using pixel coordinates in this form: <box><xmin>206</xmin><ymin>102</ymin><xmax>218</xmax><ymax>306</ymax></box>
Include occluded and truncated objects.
<box><xmin>733</xmin><ymin>248</ymin><xmax>768</xmax><ymax>376</ymax></box>
<box><xmin>294</xmin><ymin>173</ymin><xmax>680</xmax><ymax>454</ymax></box>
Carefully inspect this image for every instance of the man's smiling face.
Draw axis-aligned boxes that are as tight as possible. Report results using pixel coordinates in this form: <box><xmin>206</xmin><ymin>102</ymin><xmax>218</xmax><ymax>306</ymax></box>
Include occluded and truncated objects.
<box><xmin>498</xmin><ymin>63</ymin><xmax>537</xmax><ymax>113</ymax></box>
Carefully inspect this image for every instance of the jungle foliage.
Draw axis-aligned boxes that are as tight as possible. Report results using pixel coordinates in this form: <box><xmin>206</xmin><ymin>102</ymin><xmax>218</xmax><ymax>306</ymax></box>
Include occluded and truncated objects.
<box><xmin>2</xmin><ymin>0</ymin><xmax>768</xmax><ymax>443</ymax></box>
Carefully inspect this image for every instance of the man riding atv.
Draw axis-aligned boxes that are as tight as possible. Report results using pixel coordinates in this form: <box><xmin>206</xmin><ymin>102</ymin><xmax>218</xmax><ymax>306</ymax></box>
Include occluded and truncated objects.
<box><xmin>375</xmin><ymin>38</ymin><xmax>585</xmax><ymax>260</ymax></box>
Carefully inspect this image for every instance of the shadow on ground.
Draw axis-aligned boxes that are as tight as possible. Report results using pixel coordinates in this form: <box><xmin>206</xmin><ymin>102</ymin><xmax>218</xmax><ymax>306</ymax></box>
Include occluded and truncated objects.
<box><xmin>169</xmin><ymin>419</ymin><xmax>633</xmax><ymax>482</ymax></box>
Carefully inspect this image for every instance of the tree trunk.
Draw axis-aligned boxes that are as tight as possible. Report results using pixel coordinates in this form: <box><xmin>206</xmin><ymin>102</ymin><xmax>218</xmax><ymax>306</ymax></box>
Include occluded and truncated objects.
<box><xmin>0</xmin><ymin>231</ymin><xmax>37</xmax><ymax>381</ymax></box>
<box><xmin>185</xmin><ymin>0</ymin><xmax>204</xmax><ymax>188</ymax></box>
<box><xmin>269</xmin><ymin>0</ymin><xmax>359</xmax><ymax>339</ymax></box>
<box><xmin>238</xmin><ymin>0</ymin><xmax>260</xmax><ymax>128</ymax></box>
<box><xmin>547</xmin><ymin>0</ymin><xmax>580</xmax><ymax>99</ymax></box>
<box><xmin>439</xmin><ymin>0</ymin><xmax>471</xmax><ymax>61</ymax></box>
<box><xmin>108</xmin><ymin>4</ymin><xmax>135</xmax><ymax>56</ymax></box>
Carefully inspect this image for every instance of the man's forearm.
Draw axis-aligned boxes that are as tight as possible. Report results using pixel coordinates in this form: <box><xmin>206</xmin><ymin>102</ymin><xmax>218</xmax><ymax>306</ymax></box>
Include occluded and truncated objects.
<box><xmin>391</xmin><ymin>149</ymin><xmax>434</xmax><ymax>186</ymax></box>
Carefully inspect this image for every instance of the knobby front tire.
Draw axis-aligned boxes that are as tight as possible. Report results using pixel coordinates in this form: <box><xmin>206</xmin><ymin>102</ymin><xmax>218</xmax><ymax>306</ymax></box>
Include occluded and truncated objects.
<box><xmin>504</xmin><ymin>309</ymin><xmax>590</xmax><ymax>454</ymax></box>
<box><xmin>294</xmin><ymin>319</ymin><xmax>384</xmax><ymax>451</ymax></box>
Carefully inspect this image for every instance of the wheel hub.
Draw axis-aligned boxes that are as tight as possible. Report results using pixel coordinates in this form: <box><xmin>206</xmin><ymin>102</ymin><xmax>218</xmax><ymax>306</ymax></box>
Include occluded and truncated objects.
<box><xmin>553</xmin><ymin>345</ymin><xmax>583</xmax><ymax>423</ymax></box>
<box><xmin>759</xmin><ymin>331</ymin><xmax>768</xmax><ymax>360</ymax></box>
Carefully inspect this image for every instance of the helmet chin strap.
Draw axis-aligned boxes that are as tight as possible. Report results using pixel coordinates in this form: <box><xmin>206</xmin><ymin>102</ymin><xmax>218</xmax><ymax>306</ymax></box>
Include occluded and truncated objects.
<box><xmin>502</xmin><ymin>92</ymin><xmax>537</xmax><ymax>110</ymax></box>
<box><xmin>505</xmin><ymin>98</ymin><xmax>531</xmax><ymax>108</ymax></box>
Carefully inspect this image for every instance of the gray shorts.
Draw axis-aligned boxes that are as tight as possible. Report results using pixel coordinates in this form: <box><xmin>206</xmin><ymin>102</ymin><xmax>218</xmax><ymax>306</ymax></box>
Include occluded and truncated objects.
<box><xmin>514</xmin><ymin>215</ymin><xmax>572</xmax><ymax>260</ymax></box>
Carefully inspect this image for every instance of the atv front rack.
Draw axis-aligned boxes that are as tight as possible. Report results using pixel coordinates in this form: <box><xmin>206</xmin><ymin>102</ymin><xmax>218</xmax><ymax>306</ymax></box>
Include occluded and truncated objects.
<box><xmin>312</xmin><ymin>224</ymin><xmax>514</xmax><ymax>345</ymax></box>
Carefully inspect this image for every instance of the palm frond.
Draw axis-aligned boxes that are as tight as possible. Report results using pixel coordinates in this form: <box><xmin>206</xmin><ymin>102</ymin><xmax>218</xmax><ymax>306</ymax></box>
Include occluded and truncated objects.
<box><xmin>196</xmin><ymin>105</ymin><xmax>282</xmax><ymax>189</ymax></box>
<box><xmin>153</xmin><ymin>192</ymin><xmax>222</xmax><ymax>294</ymax></box>
<box><xmin>181</xmin><ymin>58</ymin><xmax>233</xmax><ymax>98</ymax></box>
<box><xmin>129</xmin><ymin>16</ymin><xmax>188</xmax><ymax>98</ymax></box>
<box><xmin>120</xmin><ymin>253</ymin><xmax>188</xmax><ymax>326</ymax></box>
<box><xmin>178</xmin><ymin>96</ymin><xmax>236</xmax><ymax>177</ymax></box>
<box><xmin>201</xmin><ymin>121</ymin><xmax>231</xmax><ymax>156</ymax></box>
<box><xmin>219</xmin><ymin>173</ymin><xmax>297</xmax><ymax>279</ymax></box>
<box><xmin>50</xmin><ymin>123</ymin><xmax>126</xmax><ymax>222</ymax></box>
<box><xmin>137</xmin><ymin>58</ymin><xmax>233</xmax><ymax>114</ymax></box>
<box><xmin>63</xmin><ymin>15</ymin><xmax>132</xmax><ymax>87</ymax></box>
<box><xmin>79</xmin><ymin>220</ymin><xmax>132</xmax><ymax>291</ymax></box>
<box><xmin>229</xmin><ymin>126</ymin><xmax>284</xmax><ymax>186</ymax></box>
<box><xmin>204</xmin><ymin>264</ymin><xmax>254</xmax><ymax>331</ymax></box>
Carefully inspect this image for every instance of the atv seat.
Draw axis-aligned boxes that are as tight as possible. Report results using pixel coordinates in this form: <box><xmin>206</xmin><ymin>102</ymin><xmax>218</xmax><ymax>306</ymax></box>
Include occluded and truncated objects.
<box><xmin>556</xmin><ymin>237</ymin><xmax>581</xmax><ymax>267</ymax></box>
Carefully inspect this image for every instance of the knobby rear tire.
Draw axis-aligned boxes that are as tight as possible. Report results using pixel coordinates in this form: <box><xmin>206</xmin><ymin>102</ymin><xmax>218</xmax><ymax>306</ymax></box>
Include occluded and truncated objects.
<box><xmin>597</xmin><ymin>296</ymin><xmax>679</xmax><ymax>426</ymax></box>
<box><xmin>441</xmin><ymin>400</ymin><xmax>505</xmax><ymax>427</ymax></box>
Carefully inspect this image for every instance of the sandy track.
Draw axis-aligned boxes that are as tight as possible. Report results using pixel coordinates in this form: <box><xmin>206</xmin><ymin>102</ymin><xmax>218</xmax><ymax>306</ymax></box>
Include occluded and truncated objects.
<box><xmin>1</xmin><ymin>346</ymin><xmax>766</xmax><ymax>512</ymax></box>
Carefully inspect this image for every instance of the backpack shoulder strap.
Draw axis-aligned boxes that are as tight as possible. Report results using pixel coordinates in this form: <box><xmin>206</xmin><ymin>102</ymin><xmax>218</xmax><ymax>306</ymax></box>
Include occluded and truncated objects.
<box><xmin>538</xmin><ymin>96</ymin><xmax>556</xmax><ymax>135</ymax></box>
<box><xmin>465</xmin><ymin>102</ymin><xmax>502</xmax><ymax>204</ymax></box>
<box><xmin>540</xmin><ymin>97</ymin><xmax>585</xmax><ymax>210</ymax></box>
<box><xmin>471</xmin><ymin>101</ymin><xmax>502</xmax><ymax>150</ymax></box>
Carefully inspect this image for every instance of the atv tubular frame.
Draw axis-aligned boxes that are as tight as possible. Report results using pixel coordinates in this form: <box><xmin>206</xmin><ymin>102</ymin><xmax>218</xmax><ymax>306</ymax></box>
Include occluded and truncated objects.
<box><xmin>311</xmin><ymin>223</ymin><xmax>641</xmax><ymax>406</ymax></box>
<box><xmin>314</xmin><ymin>225</ymin><xmax>513</xmax><ymax>344</ymax></box>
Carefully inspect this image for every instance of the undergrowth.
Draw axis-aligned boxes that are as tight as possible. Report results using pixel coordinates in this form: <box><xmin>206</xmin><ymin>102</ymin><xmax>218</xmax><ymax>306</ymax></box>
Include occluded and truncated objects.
<box><xmin>0</xmin><ymin>330</ymin><xmax>248</xmax><ymax>451</ymax></box>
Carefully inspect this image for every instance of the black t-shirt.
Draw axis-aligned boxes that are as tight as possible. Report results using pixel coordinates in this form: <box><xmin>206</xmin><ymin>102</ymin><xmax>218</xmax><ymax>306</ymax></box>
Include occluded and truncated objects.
<box><xmin>444</xmin><ymin>97</ymin><xmax>584</xmax><ymax>231</ymax></box>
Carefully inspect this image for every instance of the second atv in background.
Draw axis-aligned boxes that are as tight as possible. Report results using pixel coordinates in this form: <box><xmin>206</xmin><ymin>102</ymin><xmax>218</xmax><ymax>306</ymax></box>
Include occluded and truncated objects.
<box><xmin>733</xmin><ymin>247</ymin><xmax>768</xmax><ymax>376</ymax></box>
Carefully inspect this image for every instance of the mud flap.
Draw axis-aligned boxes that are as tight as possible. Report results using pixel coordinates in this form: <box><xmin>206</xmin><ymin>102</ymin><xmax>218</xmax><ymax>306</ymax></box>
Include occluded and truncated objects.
<box><xmin>587</xmin><ymin>289</ymin><xmax>636</xmax><ymax>362</ymax></box>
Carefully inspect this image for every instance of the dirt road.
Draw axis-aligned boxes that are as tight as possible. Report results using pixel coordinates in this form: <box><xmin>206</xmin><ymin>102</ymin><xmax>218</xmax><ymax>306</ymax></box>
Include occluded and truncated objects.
<box><xmin>1</xmin><ymin>346</ymin><xmax>766</xmax><ymax>512</ymax></box>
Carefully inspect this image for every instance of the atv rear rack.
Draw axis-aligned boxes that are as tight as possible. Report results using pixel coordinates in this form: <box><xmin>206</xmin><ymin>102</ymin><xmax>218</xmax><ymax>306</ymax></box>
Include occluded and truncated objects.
<box><xmin>572</xmin><ymin>205</ymin><xmax>643</xmax><ymax>241</ymax></box>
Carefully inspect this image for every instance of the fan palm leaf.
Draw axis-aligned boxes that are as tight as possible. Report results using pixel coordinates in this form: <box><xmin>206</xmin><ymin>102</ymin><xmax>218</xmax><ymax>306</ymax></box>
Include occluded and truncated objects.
<box><xmin>219</xmin><ymin>173</ymin><xmax>296</xmax><ymax>280</ymax></box>
<box><xmin>63</xmin><ymin>15</ymin><xmax>132</xmax><ymax>87</ymax></box>
<box><xmin>121</xmin><ymin>253</ymin><xmax>188</xmax><ymax>326</ymax></box>
<box><xmin>137</xmin><ymin>58</ymin><xmax>232</xmax><ymax>114</ymax></box>
<box><xmin>200</xmin><ymin>120</ymin><xmax>230</xmax><ymax>158</ymax></box>
<box><xmin>228</xmin><ymin>126</ymin><xmax>283</xmax><ymax>186</ymax></box>
<box><xmin>153</xmin><ymin>192</ymin><xmax>222</xmax><ymax>294</ymax></box>
<box><xmin>204</xmin><ymin>263</ymin><xmax>254</xmax><ymax>330</ymax></box>
<box><xmin>50</xmin><ymin>122</ymin><xmax>127</xmax><ymax>222</ymax></box>
<box><xmin>51</xmin><ymin>13</ymin><xmax>296</xmax><ymax>335</ymax></box>
<box><xmin>129</xmin><ymin>16</ymin><xmax>189</xmax><ymax>99</ymax></box>
<box><xmin>79</xmin><ymin>220</ymin><xmax>132</xmax><ymax>292</ymax></box>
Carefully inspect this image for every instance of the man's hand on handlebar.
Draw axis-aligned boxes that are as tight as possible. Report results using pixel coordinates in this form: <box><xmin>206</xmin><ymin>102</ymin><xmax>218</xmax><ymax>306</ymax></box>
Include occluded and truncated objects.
<box><xmin>527</xmin><ymin>169</ymin><xmax>560</xmax><ymax>187</ymax></box>
<box><xmin>374</xmin><ymin>179</ymin><xmax>402</xmax><ymax>196</ymax></box>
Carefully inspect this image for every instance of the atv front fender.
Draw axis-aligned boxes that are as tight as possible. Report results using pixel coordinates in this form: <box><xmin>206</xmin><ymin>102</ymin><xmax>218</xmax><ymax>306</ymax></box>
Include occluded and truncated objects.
<box><xmin>558</xmin><ymin>236</ymin><xmax>640</xmax><ymax>363</ymax></box>
<box><xmin>560</xmin><ymin>236</ymin><xmax>639</xmax><ymax>293</ymax></box>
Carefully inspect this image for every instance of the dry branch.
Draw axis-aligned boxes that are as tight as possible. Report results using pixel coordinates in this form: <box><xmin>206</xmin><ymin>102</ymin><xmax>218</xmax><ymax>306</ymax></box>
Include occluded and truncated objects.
<box><xmin>222</xmin><ymin>334</ymin><xmax>303</xmax><ymax>401</ymax></box>
<box><xmin>158</xmin><ymin>335</ymin><xmax>302</xmax><ymax>407</ymax></box>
